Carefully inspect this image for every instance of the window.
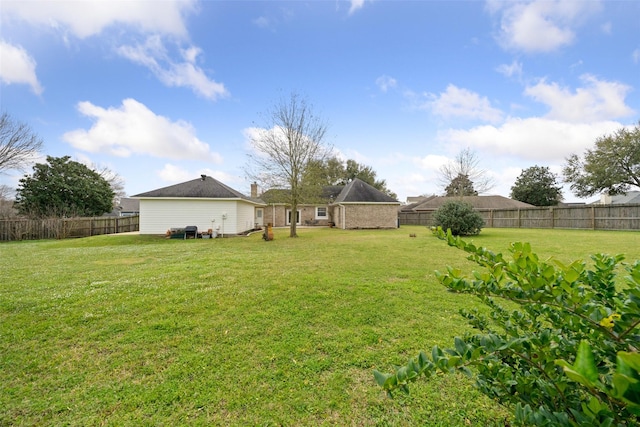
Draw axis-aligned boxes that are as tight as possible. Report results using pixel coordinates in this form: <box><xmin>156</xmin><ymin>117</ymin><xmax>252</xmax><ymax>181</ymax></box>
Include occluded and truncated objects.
<box><xmin>316</xmin><ymin>206</ymin><xmax>328</xmax><ymax>219</ymax></box>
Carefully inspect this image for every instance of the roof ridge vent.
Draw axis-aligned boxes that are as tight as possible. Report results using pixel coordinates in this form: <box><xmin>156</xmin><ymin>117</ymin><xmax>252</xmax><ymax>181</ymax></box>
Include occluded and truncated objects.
<box><xmin>201</xmin><ymin>174</ymin><xmax>207</xmax><ymax>181</ymax></box>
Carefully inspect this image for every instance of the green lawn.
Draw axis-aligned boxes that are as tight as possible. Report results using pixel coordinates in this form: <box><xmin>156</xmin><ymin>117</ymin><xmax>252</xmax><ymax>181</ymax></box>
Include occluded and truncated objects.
<box><xmin>1</xmin><ymin>227</ymin><xmax>638</xmax><ymax>426</ymax></box>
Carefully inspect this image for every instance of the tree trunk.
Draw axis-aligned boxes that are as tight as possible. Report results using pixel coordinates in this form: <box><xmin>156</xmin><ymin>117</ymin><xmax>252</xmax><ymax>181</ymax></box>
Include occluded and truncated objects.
<box><xmin>289</xmin><ymin>202</ymin><xmax>298</xmax><ymax>237</ymax></box>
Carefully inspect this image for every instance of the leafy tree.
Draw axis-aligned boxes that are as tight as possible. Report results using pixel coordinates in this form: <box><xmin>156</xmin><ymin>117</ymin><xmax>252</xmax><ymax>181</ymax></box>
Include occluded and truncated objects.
<box><xmin>343</xmin><ymin>159</ymin><xmax>397</xmax><ymax>199</ymax></box>
<box><xmin>444</xmin><ymin>173</ymin><xmax>477</xmax><ymax>197</ymax></box>
<box><xmin>16</xmin><ymin>156</ymin><xmax>114</xmax><ymax>218</ymax></box>
<box><xmin>307</xmin><ymin>156</ymin><xmax>397</xmax><ymax>199</ymax></box>
<box><xmin>563</xmin><ymin>121</ymin><xmax>640</xmax><ymax>197</ymax></box>
<box><xmin>305</xmin><ymin>156</ymin><xmax>345</xmax><ymax>189</ymax></box>
<box><xmin>510</xmin><ymin>165</ymin><xmax>563</xmax><ymax>206</ymax></box>
<box><xmin>0</xmin><ymin>112</ymin><xmax>43</xmax><ymax>173</ymax></box>
<box><xmin>439</xmin><ymin>148</ymin><xmax>494</xmax><ymax>195</ymax></box>
<box><xmin>375</xmin><ymin>228</ymin><xmax>640</xmax><ymax>426</ymax></box>
<box><xmin>246</xmin><ymin>92</ymin><xmax>332</xmax><ymax>237</ymax></box>
<box><xmin>432</xmin><ymin>200</ymin><xmax>483</xmax><ymax>235</ymax></box>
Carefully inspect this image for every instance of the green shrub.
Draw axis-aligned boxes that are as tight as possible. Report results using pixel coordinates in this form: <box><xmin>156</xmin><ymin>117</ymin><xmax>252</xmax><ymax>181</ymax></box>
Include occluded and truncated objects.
<box><xmin>375</xmin><ymin>227</ymin><xmax>640</xmax><ymax>426</ymax></box>
<box><xmin>432</xmin><ymin>200</ymin><xmax>484</xmax><ymax>236</ymax></box>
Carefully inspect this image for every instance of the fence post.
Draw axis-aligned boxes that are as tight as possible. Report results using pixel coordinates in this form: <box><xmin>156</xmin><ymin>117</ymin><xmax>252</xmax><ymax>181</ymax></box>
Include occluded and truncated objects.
<box><xmin>591</xmin><ymin>206</ymin><xmax>596</xmax><ymax>230</ymax></box>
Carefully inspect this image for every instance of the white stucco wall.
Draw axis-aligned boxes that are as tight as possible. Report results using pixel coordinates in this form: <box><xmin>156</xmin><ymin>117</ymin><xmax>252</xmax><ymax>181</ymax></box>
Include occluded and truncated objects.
<box><xmin>138</xmin><ymin>198</ymin><xmax>258</xmax><ymax>235</ymax></box>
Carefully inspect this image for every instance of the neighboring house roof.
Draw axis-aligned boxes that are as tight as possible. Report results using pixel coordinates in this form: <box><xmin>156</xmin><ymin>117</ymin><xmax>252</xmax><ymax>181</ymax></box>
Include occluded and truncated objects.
<box><xmin>333</xmin><ymin>178</ymin><xmax>399</xmax><ymax>204</ymax></box>
<box><xmin>260</xmin><ymin>185</ymin><xmax>353</xmax><ymax>204</ymax></box>
<box><xmin>133</xmin><ymin>175</ymin><xmax>265</xmax><ymax>204</ymax></box>
<box><xmin>118</xmin><ymin>197</ymin><xmax>140</xmax><ymax>212</ymax></box>
<box><xmin>597</xmin><ymin>191</ymin><xmax>640</xmax><ymax>205</ymax></box>
<box><xmin>406</xmin><ymin>196</ymin><xmax>429</xmax><ymax>204</ymax></box>
<box><xmin>400</xmin><ymin>195</ymin><xmax>438</xmax><ymax>212</ymax></box>
<box><xmin>410</xmin><ymin>195</ymin><xmax>534</xmax><ymax>211</ymax></box>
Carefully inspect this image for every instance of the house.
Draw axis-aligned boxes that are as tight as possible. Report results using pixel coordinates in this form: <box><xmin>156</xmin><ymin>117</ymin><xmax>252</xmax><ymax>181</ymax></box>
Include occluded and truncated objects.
<box><xmin>260</xmin><ymin>185</ymin><xmax>343</xmax><ymax>227</ymax></box>
<box><xmin>406</xmin><ymin>195</ymin><xmax>535</xmax><ymax>211</ymax></box>
<box><xmin>331</xmin><ymin>178</ymin><xmax>400</xmax><ymax>229</ymax></box>
<box><xmin>260</xmin><ymin>178</ymin><xmax>400</xmax><ymax>229</ymax></box>
<box><xmin>106</xmin><ymin>197</ymin><xmax>140</xmax><ymax>217</ymax></box>
<box><xmin>596</xmin><ymin>191</ymin><xmax>640</xmax><ymax>205</ymax></box>
<box><xmin>132</xmin><ymin>175</ymin><xmax>266</xmax><ymax>235</ymax></box>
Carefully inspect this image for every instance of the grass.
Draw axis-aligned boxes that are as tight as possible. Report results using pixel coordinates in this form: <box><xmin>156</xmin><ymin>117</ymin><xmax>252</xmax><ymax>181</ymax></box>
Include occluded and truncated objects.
<box><xmin>1</xmin><ymin>226</ymin><xmax>639</xmax><ymax>426</ymax></box>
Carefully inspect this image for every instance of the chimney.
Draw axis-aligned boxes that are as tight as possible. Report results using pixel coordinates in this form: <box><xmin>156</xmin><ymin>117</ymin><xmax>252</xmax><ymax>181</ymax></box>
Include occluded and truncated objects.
<box><xmin>251</xmin><ymin>182</ymin><xmax>258</xmax><ymax>198</ymax></box>
<box><xmin>201</xmin><ymin>174</ymin><xmax>207</xmax><ymax>181</ymax></box>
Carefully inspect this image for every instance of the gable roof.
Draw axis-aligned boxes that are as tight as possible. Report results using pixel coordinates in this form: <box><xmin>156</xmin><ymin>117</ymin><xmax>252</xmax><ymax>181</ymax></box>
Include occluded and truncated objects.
<box><xmin>333</xmin><ymin>178</ymin><xmax>399</xmax><ymax>204</ymax></box>
<box><xmin>260</xmin><ymin>185</ymin><xmax>349</xmax><ymax>204</ymax></box>
<box><xmin>600</xmin><ymin>191</ymin><xmax>640</xmax><ymax>205</ymax></box>
<box><xmin>259</xmin><ymin>180</ymin><xmax>397</xmax><ymax>205</ymax></box>
<box><xmin>118</xmin><ymin>197</ymin><xmax>140</xmax><ymax>212</ymax></box>
<box><xmin>133</xmin><ymin>175</ymin><xmax>264</xmax><ymax>204</ymax></box>
<box><xmin>410</xmin><ymin>195</ymin><xmax>534</xmax><ymax>211</ymax></box>
<box><xmin>400</xmin><ymin>195</ymin><xmax>437</xmax><ymax>212</ymax></box>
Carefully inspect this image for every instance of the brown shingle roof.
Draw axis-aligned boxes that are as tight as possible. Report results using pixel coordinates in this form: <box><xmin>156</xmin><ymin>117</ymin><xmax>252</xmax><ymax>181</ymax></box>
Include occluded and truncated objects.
<box><xmin>333</xmin><ymin>178</ymin><xmax>399</xmax><ymax>204</ymax></box>
<box><xmin>133</xmin><ymin>175</ymin><xmax>264</xmax><ymax>204</ymax></box>
<box><xmin>411</xmin><ymin>195</ymin><xmax>534</xmax><ymax>211</ymax></box>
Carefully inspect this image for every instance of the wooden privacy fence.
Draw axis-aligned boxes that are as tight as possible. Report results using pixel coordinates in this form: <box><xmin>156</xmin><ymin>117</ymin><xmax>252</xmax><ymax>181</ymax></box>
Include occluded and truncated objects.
<box><xmin>399</xmin><ymin>204</ymin><xmax>640</xmax><ymax>231</ymax></box>
<box><xmin>0</xmin><ymin>215</ymin><xmax>139</xmax><ymax>241</ymax></box>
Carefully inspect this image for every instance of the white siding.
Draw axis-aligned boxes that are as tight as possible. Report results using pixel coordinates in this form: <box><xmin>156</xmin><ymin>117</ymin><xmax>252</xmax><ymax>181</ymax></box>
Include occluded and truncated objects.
<box><xmin>237</xmin><ymin>203</ymin><xmax>257</xmax><ymax>231</ymax></box>
<box><xmin>138</xmin><ymin>199</ymin><xmax>257</xmax><ymax>235</ymax></box>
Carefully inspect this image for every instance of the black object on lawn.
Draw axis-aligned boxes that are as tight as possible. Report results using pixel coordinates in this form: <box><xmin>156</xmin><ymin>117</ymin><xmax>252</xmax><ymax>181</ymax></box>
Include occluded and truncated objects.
<box><xmin>184</xmin><ymin>225</ymin><xmax>198</xmax><ymax>239</ymax></box>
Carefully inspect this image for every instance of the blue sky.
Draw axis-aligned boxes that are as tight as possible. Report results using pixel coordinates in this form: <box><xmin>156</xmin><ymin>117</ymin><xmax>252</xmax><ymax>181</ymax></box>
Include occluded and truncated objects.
<box><xmin>1</xmin><ymin>0</ymin><xmax>639</xmax><ymax>203</ymax></box>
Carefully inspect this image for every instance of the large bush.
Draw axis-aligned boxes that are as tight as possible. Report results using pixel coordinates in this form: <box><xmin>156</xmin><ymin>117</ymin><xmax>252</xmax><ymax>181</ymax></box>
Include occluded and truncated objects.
<box><xmin>432</xmin><ymin>200</ymin><xmax>484</xmax><ymax>236</ymax></box>
<box><xmin>375</xmin><ymin>228</ymin><xmax>640</xmax><ymax>426</ymax></box>
<box><xmin>16</xmin><ymin>156</ymin><xmax>114</xmax><ymax>218</ymax></box>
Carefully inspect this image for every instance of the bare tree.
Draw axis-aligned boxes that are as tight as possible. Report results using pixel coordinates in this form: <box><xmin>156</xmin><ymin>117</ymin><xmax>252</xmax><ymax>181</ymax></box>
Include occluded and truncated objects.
<box><xmin>0</xmin><ymin>184</ymin><xmax>18</xmax><ymax>218</ymax></box>
<box><xmin>90</xmin><ymin>163</ymin><xmax>127</xmax><ymax>204</ymax></box>
<box><xmin>438</xmin><ymin>147</ymin><xmax>495</xmax><ymax>195</ymax></box>
<box><xmin>0</xmin><ymin>112</ymin><xmax>43</xmax><ymax>173</ymax></box>
<box><xmin>0</xmin><ymin>184</ymin><xmax>12</xmax><ymax>200</ymax></box>
<box><xmin>246</xmin><ymin>92</ymin><xmax>332</xmax><ymax>237</ymax></box>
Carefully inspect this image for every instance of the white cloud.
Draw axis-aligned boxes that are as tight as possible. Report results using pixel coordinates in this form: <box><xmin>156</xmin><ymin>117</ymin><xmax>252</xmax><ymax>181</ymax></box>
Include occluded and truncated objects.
<box><xmin>488</xmin><ymin>0</ymin><xmax>601</xmax><ymax>53</ymax></box>
<box><xmin>421</xmin><ymin>85</ymin><xmax>504</xmax><ymax>123</ymax></box>
<box><xmin>243</xmin><ymin>125</ymin><xmax>320</xmax><ymax>154</ymax></box>
<box><xmin>496</xmin><ymin>60</ymin><xmax>523</xmax><ymax>78</ymax></box>
<box><xmin>2</xmin><ymin>0</ymin><xmax>196</xmax><ymax>39</ymax></box>
<box><xmin>633</xmin><ymin>48</ymin><xmax>640</xmax><ymax>64</ymax></box>
<box><xmin>157</xmin><ymin>163</ymin><xmax>194</xmax><ymax>183</ymax></box>
<box><xmin>0</xmin><ymin>40</ymin><xmax>43</xmax><ymax>94</ymax></box>
<box><xmin>117</xmin><ymin>36</ymin><xmax>228</xmax><ymax>100</ymax></box>
<box><xmin>376</xmin><ymin>75</ymin><xmax>397</xmax><ymax>93</ymax></box>
<box><xmin>157</xmin><ymin>164</ymin><xmax>244</xmax><ymax>189</ymax></box>
<box><xmin>348</xmin><ymin>0</ymin><xmax>366</xmax><ymax>15</ymax></box>
<box><xmin>253</xmin><ymin>16</ymin><xmax>271</xmax><ymax>29</ymax></box>
<box><xmin>63</xmin><ymin>98</ymin><xmax>223</xmax><ymax>162</ymax></box>
<box><xmin>251</xmin><ymin>8</ymin><xmax>294</xmax><ymax>31</ymax></box>
<box><xmin>524</xmin><ymin>74</ymin><xmax>634</xmax><ymax>122</ymax></box>
<box><xmin>390</xmin><ymin>172</ymin><xmax>435</xmax><ymax>201</ymax></box>
<box><xmin>414</xmin><ymin>154</ymin><xmax>450</xmax><ymax>171</ymax></box>
<box><xmin>3</xmin><ymin>1</ymin><xmax>226</xmax><ymax>100</ymax></box>
<box><xmin>242</xmin><ymin>126</ymin><xmax>275</xmax><ymax>155</ymax></box>
<box><xmin>439</xmin><ymin>117</ymin><xmax>623</xmax><ymax>162</ymax></box>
